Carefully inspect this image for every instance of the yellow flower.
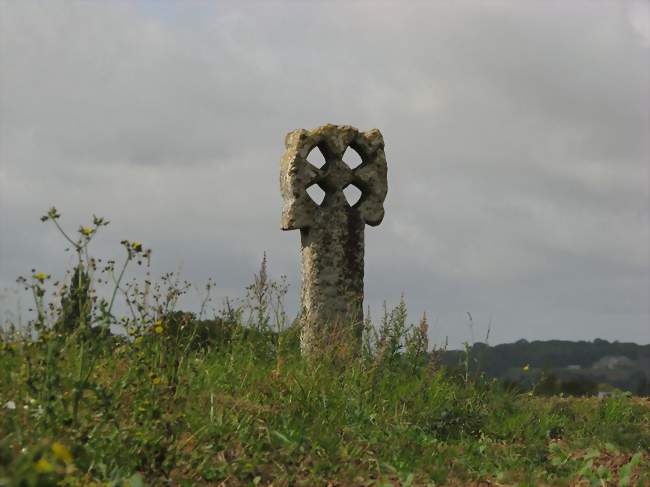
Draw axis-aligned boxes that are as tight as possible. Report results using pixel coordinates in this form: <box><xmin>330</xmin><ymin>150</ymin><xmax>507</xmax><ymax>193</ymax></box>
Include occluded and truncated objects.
<box><xmin>154</xmin><ymin>320</ymin><xmax>163</xmax><ymax>334</ymax></box>
<box><xmin>131</xmin><ymin>241</ymin><xmax>143</xmax><ymax>252</ymax></box>
<box><xmin>523</xmin><ymin>364</ymin><xmax>530</xmax><ymax>371</ymax></box>
<box><xmin>152</xmin><ymin>376</ymin><xmax>161</xmax><ymax>385</ymax></box>
<box><xmin>35</xmin><ymin>457</ymin><xmax>54</xmax><ymax>473</ymax></box>
<box><xmin>79</xmin><ymin>226</ymin><xmax>93</xmax><ymax>237</ymax></box>
<box><xmin>32</xmin><ymin>272</ymin><xmax>49</xmax><ymax>283</ymax></box>
<box><xmin>51</xmin><ymin>442</ymin><xmax>73</xmax><ymax>464</ymax></box>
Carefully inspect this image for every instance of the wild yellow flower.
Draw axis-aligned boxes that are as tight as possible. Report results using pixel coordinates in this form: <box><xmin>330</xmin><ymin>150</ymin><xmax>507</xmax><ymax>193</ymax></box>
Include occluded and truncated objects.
<box><xmin>523</xmin><ymin>364</ymin><xmax>530</xmax><ymax>371</ymax></box>
<box><xmin>152</xmin><ymin>376</ymin><xmax>162</xmax><ymax>385</ymax></box>
<box><xmin>51</xmin><ymin>442</ymin><xmax>73</xmax><ymax>464</ymax></box>
<box><xmin>154</xmin><ymin>319</ymin><xmax>163</xmax><ymax>334</ymax></box>
<box><xmin>35</xmin><ymin>457</ymin><xmax>54</xmax><ymax>473</ymax></box>
<box><xmin>131</xmin><ymin>241</ymin><xmax>143</xmax><ymax>252</ymax></box>
<box><xmin>32</xmin><ymin>272</ymin><xmax>49</xmax><ymax>283</ymax></box>
<box><xmin>79</xmin><ymin>226</ymin><xmax>93</xmax><ymax>237</ymax></box>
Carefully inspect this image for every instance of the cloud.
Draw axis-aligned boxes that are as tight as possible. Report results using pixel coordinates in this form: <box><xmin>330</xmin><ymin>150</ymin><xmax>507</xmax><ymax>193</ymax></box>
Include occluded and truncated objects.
<box><xmin>1</xmin><ymin>1</ymin><xmax>647</xmax><ymax>347</ymax></box>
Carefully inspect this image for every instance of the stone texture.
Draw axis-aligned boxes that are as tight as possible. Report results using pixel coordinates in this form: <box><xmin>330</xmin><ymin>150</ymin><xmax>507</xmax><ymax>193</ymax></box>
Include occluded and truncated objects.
<box><xmin>280</xmin><ymin>124</ymin><xmax>387</xmax><ymax>355</ymax></box>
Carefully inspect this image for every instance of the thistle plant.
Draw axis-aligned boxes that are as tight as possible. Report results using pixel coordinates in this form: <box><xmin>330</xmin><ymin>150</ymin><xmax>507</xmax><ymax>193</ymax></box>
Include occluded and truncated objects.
<box><xmin>30</xmin><ymin>206</ymin><xmax>151</xmax><ymax>336</ymax></box>
<box><xmin>14</xmin><ymin>207</ymin><xmax>151</xmax><ymax>427</ymax></box>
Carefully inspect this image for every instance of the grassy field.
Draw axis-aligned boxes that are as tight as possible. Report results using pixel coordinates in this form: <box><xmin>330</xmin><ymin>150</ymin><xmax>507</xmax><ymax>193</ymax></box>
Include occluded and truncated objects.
<box><xmin>1</xmin><ymin>210</ymin><xmax>649</xmax><ymax>486</ymax></box>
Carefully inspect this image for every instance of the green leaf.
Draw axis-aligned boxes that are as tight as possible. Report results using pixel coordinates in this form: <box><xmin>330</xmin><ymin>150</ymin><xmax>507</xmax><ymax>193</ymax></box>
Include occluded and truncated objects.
<box><xmin>271</xmin><ymin>430</ymin><xmax>294</xmax><ymax>446</ymax></box>
<box><xmin>577</xmin><ymin>458</ymin><xmax>593</xmax><ymax>477</ymax></box>
<box><xmin>629</xmin><ymin>452</ymin><xmax>643</xmax><ymax>468</ymax></box>
<box><xmin>619</xmin><ymin>452</ymin><xmax>643</xmax><ymax>487</ymax></box>
<box><xmin>127</xmin><ymin>473</ymin><xmax>144</xmax><ymax>487</ymax></box>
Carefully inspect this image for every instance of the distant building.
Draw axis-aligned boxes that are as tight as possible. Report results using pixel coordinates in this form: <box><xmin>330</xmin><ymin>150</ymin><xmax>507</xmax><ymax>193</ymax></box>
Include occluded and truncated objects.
<box><xmin>593</xmin><ymin>355</ymin><xmax>635</xmax><ymax>370</ymax></box>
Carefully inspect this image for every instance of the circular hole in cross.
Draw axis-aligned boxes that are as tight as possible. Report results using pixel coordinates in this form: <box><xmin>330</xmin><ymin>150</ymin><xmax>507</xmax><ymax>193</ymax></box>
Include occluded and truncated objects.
<box><xmin>307</xmin><ymin>146</ymin><xmax>326</xmax><ymax>169</ymax></box>
<box><xmin>342</xmin><ymin>146</ymin><xmax>363</xmax><ymax>169</ymax></box>
<box><xmin>343</xmin><ymin>184</ymin><xmax>362</xmax><ymax>206</ymax></box>
<box><xmin>306</xmin><ymin>184</ymin><xmax>325</xmax><ymax>205</ymax></box>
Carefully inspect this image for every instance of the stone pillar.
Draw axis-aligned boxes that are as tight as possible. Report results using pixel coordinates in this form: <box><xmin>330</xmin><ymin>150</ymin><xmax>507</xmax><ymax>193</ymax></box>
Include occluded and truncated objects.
<box><xmin>280</xmin><ymin>124</ymin><xmax>388</xmax><ymax>356</ymax></box>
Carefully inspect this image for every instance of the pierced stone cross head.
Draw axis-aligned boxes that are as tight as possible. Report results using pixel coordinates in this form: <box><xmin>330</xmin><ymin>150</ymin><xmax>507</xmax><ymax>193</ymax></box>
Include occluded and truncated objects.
<box><xmin>280</xmin><ymin>124</ymin><xmax>388</xmax><ymax>356</ymax></box>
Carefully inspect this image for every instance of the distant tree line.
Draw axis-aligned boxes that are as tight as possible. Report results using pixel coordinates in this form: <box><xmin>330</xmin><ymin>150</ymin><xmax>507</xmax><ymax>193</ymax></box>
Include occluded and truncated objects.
<box><xmin>441</xmin><ymin>339</ymin><xmax>650</xmax><ymax>396</ymax></box>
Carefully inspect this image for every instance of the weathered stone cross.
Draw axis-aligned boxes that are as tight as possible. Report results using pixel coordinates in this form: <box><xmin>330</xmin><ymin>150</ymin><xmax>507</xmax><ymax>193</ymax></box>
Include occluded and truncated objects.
<box><xmin>280</xmin><ymin>124</ymin><xmax>388</xmax><ymax>355</ymax></box>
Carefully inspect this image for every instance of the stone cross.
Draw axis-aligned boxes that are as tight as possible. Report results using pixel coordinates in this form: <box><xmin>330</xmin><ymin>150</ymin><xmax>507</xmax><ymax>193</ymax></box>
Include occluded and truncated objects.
<box><xmin>280</xmin><ymin>124</ymin><xmax>388</xmax><ymax>355</ymax></box>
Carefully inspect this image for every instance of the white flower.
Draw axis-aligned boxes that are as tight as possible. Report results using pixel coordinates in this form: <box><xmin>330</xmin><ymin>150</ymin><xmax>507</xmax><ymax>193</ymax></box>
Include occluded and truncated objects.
<box><xmin>4</xmin><ymin>401</ymin><xmax>16</xmax><ymax>410</ymax></box>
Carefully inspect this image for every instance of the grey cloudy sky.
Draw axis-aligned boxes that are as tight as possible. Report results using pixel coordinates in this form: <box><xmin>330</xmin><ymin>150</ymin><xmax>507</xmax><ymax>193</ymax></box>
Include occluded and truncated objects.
<box><xmin>1</xmin><ymin>1</ymin><xmax>648</xmax><ymax>348</ymax></box>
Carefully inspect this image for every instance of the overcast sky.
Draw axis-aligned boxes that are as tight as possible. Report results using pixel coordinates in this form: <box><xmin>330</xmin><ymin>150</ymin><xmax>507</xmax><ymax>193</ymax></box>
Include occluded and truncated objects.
<box><xmin>1</xmin><ymin>1</ymin><xmax>648</xmax><ymax>348</ymax></box>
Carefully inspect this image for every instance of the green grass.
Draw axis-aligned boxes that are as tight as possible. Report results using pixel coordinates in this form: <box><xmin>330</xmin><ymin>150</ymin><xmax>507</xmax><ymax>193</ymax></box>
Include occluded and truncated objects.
<box><xmin>1</xmin><ymin>330</ymin><xmax>649</xmax><ymax>486</ymax></box>
<box><xmin>0</xmin><ymin>209</ymin><xmax>648</xmax><ymax>486</ymax></box>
